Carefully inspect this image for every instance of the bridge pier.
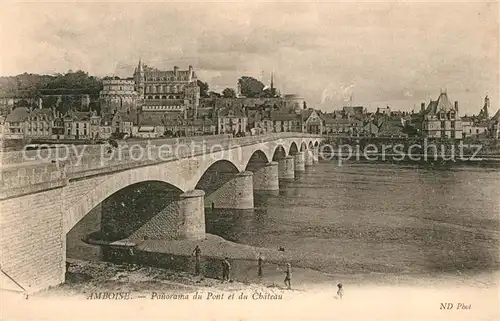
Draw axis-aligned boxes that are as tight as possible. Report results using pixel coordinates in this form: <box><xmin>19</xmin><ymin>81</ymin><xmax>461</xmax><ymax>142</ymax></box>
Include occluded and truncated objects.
<box><xmin>305</xmin><ymin>149</ymin><xmax>314</xmax><ymax>166</ymax></box>
<box><xmin>312</xmin><ymin>148</ymin><xmax>319</xmax><ymax>163</ymax></box>
<box><xmin>294</xmin><ymin>152</ymin><xmax>306</xmax><ymax>172</ymax></box>
<box><xmin>177</xmin><ymin>190</ymin><xmax>206</xmax><ymax>240</ymax></box>
<box><xmin>278</xmin><ymin>156</ymin><xmax>295</xmax><ymax>180</ymax></box>
<box><xmin>253</xmin><ymin>161</ymin><xmax>279</xmax><ymax>191</ymax></box>
<box><xmin>205</xmin><ymin>171</ymin><xmax>254</xmax><ymax>209</ymax></box>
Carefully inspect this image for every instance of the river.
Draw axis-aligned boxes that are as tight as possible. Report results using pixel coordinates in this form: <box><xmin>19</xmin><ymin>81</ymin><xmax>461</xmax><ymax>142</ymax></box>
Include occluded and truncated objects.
<box><xmin>68</xmin><ymin>160</ymin><xmax>500</xmax><ymax>285</ymax></box>
<box><xmin>206</xmin><ymin>161</ymin><xmax>500</xmax><ymax>278</ymax></box>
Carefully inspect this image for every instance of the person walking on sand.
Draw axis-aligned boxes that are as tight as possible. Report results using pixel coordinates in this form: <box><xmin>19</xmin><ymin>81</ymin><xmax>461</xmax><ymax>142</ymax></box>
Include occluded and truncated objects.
<box><xmin>337</xmin><ymin>283</ymin><xmax>344</xmax><ymax>299</ymax></box>
<box><xmin>284</xmin><ymin>263</ymin><xmax>292</xmax><ymax>289</ymax></box>
<box><xmin>222</xmin><ymin>257</ymin><xmax>231</xmax><ymax>282</ymax></box>
<box><xmin>192</xmin><ymin>245</ymin><xmax>201</xmax><ymax>275</ymax></box>
<box><xmin>258</xmin><ymin>253</ymin><xmax>264</xmax><ymax>277</ymax></box>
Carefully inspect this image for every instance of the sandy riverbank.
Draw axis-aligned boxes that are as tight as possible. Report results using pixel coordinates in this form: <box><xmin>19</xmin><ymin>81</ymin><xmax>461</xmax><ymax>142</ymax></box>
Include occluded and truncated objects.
<box><xmin>132</xmin><ymin>233</ymin><xmax>499</xmax><ymax>288</ymax></box>
<box><xmin>2</xmin><ymin>258</ymin><xmax>498</xmax><ymax>321</ymax></box>
<box><xmin>2</xmin><ymin>233</ymin><xmax>498</xmax><ymax>321</ymax></box>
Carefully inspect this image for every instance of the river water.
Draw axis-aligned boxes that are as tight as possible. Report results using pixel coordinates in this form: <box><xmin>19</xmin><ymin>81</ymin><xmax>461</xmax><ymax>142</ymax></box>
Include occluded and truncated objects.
<box><xmin>69</xmin><ymin>160</ymin><xmax>500</xmax><ymax>286</ymax></box>
<box><xmin>206</xmin><ymin>161</ymin><xmax>500</xmax><ymax>279</ymax></box>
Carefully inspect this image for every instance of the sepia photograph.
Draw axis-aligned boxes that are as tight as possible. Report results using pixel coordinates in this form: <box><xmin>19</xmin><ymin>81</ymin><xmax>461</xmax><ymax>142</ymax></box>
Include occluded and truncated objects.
<box><xmin>0</xmin><ymin>1</ymin><xmax>499</xmax><ymax>320</ymax></box>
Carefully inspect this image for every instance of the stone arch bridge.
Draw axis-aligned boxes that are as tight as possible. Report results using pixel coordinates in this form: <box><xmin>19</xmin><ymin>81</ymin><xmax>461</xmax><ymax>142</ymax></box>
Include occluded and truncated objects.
<box><xmin>0</xmin><ymin>133</ymin><xmax>323</xmax><ymax>292</ymax></box>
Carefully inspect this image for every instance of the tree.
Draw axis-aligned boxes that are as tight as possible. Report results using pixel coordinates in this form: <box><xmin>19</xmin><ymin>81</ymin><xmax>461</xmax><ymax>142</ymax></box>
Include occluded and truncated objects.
<box><xmin>222</xmin><ymin>88</ymin><xmax>237</xmax><ymax>98</ymax></box>
<box><xmin>197</xmin><ymin>80</ymin><xmax>210</xmax><ymax>98</ymax></box>
<box><xmin>238</xmin><ymin>76</ymin><xmax>264</xmax><ymax>98</ymax></box>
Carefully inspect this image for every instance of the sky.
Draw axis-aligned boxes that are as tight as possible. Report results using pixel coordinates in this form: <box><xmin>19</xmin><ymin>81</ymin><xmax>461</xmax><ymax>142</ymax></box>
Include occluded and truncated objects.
<box><xmin>0</xmin><ymin>1</ymin><xmax>498</xmax><ymax>116</ymax></box>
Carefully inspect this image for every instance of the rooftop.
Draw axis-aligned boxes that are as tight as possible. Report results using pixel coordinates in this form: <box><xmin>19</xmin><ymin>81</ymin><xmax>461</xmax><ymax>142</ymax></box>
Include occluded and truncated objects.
<box><xmin>425</xmin><ymin>92</ymin><xmax>456</xmax><ymax>114</ymax></box>
<box><xmin>5</xmin><ymin>107</ymin><xmax>30</xmax><ymax>122</ymax></box>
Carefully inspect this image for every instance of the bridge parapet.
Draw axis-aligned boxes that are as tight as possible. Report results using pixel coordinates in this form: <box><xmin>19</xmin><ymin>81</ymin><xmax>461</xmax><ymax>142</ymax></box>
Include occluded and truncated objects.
<box><xmin>0</xmin><ymin>133</ymin><xmax>322</xmax><ymax>199</ymax></box>
<box><xmin>0</xmin><ymin>162</ymin><xmax>67</xmax><ymax>199</ymax></box>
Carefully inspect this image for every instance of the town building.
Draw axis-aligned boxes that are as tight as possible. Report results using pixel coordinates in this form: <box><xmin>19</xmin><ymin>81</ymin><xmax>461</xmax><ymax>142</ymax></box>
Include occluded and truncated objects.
<box><xmin>111</xmin><ymin>112</ymin><xmax>135</xmax><ymax>137</ymax></box>
<box><xmin>63</xmin><ymin>111</ymin><xmax>92</xmax><ymax>140</ymax></box>
<box><xmin>90</xmin><ymin>111</ymin><xmax>101</xmax><ymax>139</ymax></box>
<box><xmin>461</xmin><ymin>96</ymin><xmax>491</xmax><ymax>138</ymax></box>
<box><xmin>4</xmin><ymin>107</ymin><xmax>32</xmax><ymax>139</ymax></box>
<box><xmin>420</xmin><ymin>90</ymin><xmax>462</xmax><ymax>139</ymax></box>
<box><xmin>134</xmin><ymin>115</ymin><xmax>164</xmax><ymax>139</ymax></box>
<box><xmin>342</xmin><ymin>106</ymin><xmax>365</xmax><ymax>117</ymax></box>
<box><xmin>99</xmin><ymin>114</ymin><xmax>114</xmax><ymax>139</ymax></box>
<box><xmin>217</xmin><ymin>106</ymin><xmax>247</xmax><ymax>135</ymax></box>
<box><xmin>163</xmin><ymin>118</ymin><xmax>216</xmax><ymax>137</ymax></box>
<box><xmin>489</xmin><ymin>109</ymin><xmax>499</xmax><ymax>139</ymax></box>
<box><xmin>376</xmin><ymin>106</ymin><xmax>392</xmax><ymax>115</ymax></box>
<box><xmin>25</xmin><ymin>108</ymin><xmax>56</xmax><ymax>139</ymax></box>
<box><xmin>363</xmin><ymin>122</ymin><xmax>379</xmax><ymax>136</ymax></box>
<box><xmin>323</xmin><ymin>116</ymin><xmax>350</xmax><ymax>134</ymax></box>
<box><xmin>3</xmin><ymin>106</ymin><xmax>67</xmax><ymax>140</ymax></box>
<box><xmin>302</xmin><ymin>109</ymin><xmax>323</xmax><ymax>134</ymax></box>
<box><xmin>255</xmin><ymin>112</ymin><xmax>297</xmax><ymax>133</ymax></box>
<box><xmin>99</xmin><ymin>78</ymin><xmax>138</xmax><ymax>114</ymax></box>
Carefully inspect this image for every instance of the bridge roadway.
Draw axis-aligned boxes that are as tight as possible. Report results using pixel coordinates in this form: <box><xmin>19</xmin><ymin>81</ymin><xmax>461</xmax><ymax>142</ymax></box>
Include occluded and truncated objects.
<box><xmin>0</xmin><ymin>132</ymin><xmax>323</xmax><ymax>293</ymax></box>
<box><xmin>1</xmin><ymin>133</ymin><xmax>321</xmax><ymax>198</ymax></box>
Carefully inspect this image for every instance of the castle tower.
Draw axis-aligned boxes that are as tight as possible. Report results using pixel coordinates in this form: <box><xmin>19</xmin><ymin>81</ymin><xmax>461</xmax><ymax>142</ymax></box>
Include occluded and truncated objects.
<box><xmin>484</xmin><ymin>95</ymin><xmax>490</xmax><ymax>118</ymax></box>
<box><xmin>133</xmin><ymin>58</ymin><xmax>145</xmax><ymax>98</ymax></box>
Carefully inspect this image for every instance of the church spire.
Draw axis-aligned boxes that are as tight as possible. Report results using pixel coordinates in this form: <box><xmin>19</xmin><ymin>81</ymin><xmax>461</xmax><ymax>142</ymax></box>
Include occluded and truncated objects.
<box><xmin>270</xmin><ymin>72</ymin><xmax>274</xmax><ymax>91</ymax></box>
<box><xmin>137</xmin><ymin>58</ymin><xmax>144</xmax><ymax>73</ymax></box>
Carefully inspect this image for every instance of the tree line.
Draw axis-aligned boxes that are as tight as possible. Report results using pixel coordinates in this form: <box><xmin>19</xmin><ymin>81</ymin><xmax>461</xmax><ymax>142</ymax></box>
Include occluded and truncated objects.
<box><xmin>198</xmin><ymin>76</ymin><xmax>280</xmax><ymax>99</ymax></box>
<box><xmin>1</xmin><ymin>71</ymin><xmax>280</xmax><ymax>112</ymax></box>
<box><xmin>0</xmin><ymin>70</ymin><xmax>103</xmax><ymax>97</ymax></box>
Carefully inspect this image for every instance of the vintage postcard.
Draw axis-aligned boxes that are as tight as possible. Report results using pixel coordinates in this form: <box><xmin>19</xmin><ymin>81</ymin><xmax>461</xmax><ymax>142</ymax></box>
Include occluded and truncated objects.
<box><xmin>0</xmin><ymin>1</ymin><xmax>499</xmax><ymax>321</ymax></box>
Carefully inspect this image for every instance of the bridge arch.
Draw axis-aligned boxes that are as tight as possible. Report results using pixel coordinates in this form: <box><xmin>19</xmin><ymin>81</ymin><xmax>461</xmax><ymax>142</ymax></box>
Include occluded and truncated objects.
<box><xmin>194</xmin><ymin>158</ymin><xmax>254</xmax><ymax>210</ymax></box>
<box><xmin>289</xmin><ymin>142</ymin><xmax>299</xmax><ymax>155</ymax></box>
<box><xmin>272</xmin><ymin>144</ymin><xmax>287</xmax><ymax>161</ymax></box>
<box><xmin>63</xmin><ymin>168</ymin><xmax>186</xmax><ymax>235</ymax></box>
<box><xmin>194</xmin><ymin>159</ymin><xmax>240</xmax><ymax>198</ymax></box>
<box><xmin>245</xmin><ymin>150</ymin><xmax>270</xmax><ymax>172</ymax></box>
<box><xmin>66</xmin><ymin>180</ymin><xmax>184</xmax><ymax>245</ymax></box>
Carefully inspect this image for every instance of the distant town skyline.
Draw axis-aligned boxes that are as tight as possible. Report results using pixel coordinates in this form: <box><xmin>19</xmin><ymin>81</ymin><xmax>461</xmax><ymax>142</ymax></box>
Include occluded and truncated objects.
<box><xmin>1</xmin><ymin>2</ymin><xmax>498</xmax><ymax>115</ymax></box>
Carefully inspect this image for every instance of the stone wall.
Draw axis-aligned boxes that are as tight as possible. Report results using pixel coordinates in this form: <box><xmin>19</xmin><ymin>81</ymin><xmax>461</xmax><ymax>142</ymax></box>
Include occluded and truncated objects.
<box><xmin>0</xmin><ymin>187</ymin><xmax>64</xmax><ymax>292</ymax></box>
